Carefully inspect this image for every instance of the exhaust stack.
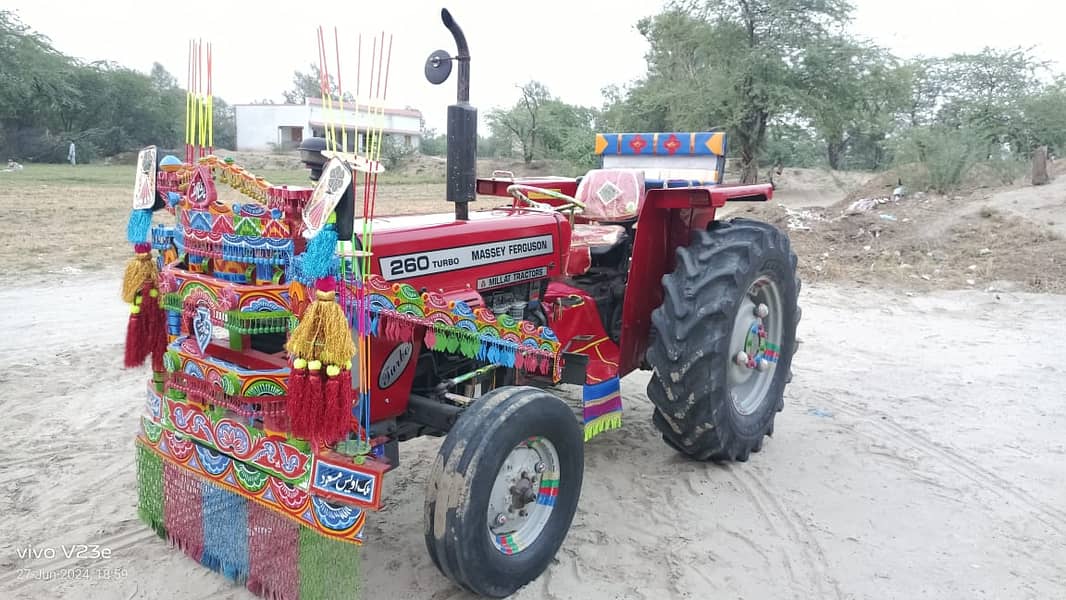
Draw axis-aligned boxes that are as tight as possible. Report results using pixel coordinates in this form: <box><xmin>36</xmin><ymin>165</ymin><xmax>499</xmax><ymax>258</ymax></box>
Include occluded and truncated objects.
<box><xmin>426</xmin><ymin>8</ymin><xmax>476</xmax><ymax>221</ymax></box>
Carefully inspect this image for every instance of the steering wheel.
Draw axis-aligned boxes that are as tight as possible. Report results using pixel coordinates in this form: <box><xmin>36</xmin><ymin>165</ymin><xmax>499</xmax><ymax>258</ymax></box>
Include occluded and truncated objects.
<box><xmin>506</xmin><ymin>184</ymin><xmax>586</xmax><ymax>213</ymax></box>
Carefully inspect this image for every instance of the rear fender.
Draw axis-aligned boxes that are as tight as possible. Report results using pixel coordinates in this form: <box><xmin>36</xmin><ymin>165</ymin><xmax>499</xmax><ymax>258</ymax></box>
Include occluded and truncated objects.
<box><xmin>617</xmin><ymin>183</ymin><xmax>771</xmax><ymax>374</ymax></box>
<box><xmin>643</xmin><ymin>183</ymin><xmax>772</xmax><ymax>209</ymax></box>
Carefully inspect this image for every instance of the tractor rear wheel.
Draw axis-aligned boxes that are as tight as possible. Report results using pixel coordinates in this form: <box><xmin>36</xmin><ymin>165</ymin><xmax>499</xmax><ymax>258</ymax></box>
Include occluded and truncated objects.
<box><xmin>646</xmin><ymin>218</ymin><xmax>800</xmax><ymax>461</ymax></box>
<box><xmin>424</xmin><ymin>386</ymin><xmax>584</xmax><ymax>598</ymax></box>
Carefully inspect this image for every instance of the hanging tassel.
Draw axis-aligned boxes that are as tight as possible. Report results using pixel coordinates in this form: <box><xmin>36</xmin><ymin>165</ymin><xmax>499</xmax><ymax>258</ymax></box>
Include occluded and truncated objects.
<box><xmin>127</xmin><ymin>208</ymin><xmax>153</xmax><ymax>244</ymax></box>
<box><xmin>286</xmin><ymin>359</ymin><xmax>310</xmax><ymax>439</ymax></box>
<box><xmin>285</xmin><ymin>279</ymin><xmax>355</xmax><ymax>368</ymax></box>
<box><xmin>125</xmin><ymin>291</ymin><xmax>150</xmax><ymax>368</ymax></box>
<box><xmin>424</xmin><ymin>327</ymin><xmax>436</xmax><ymax>349</ymax></box>
<box><xmin>122</xmin><ymin>243</ymin><xmax>158</xmax><ymax>304</ymax></box>
<box><xmin>295</xmin><ymin>224</ymin><xmax>338</xmax><ymax>282</ymax></box>
<box><xmin>143</xmin><ymin>287</ymin><xmax>167</xmax><ymax>372</ymax></box>
<box><xmin>306</xmin><ymin>361</ymin><xmax>325</xmax><ymax>444</ymax></box>
<box><xmin>324</xmin><ymin>364</ymin><xmax>352</xmax><ymax>442</ymax></box>
<box><xmin>284</xmin><ymin>276</ymin><xmax>354</xmax><ymax>446</ymax></box>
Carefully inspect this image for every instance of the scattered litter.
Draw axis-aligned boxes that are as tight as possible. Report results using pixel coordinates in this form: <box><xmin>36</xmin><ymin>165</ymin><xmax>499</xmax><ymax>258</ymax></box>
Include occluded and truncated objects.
<box><xmin>863</xmin><ymin>245</ymin><xmax>871</xmax><ymax>251</ymax></box>
<box><xmin>968</xmin><ymin>264</ymin><xmax>977</xmax><ymax>271</ymax></box>
<box><xmin>782</xmin><ymin>206</ymin><xmax>826</xmax><ymax>231</ymax></box>
<box><xmin>807</xmin><ymin>407</ymin><xmax>834</xmax><ymax>418</ymax></box>
<box><xmin>966</xmin><ymin>279</ymin><xmax>976</xmax><ymax>286</ymax></box>
<box><xmin>899</xmin><ymin>263</ymin><xmax>912</xmax><ymax>269</ymax></box>
<box><xmin>844</xmin><ymin>193</ymin><xmax>904</xmax><ymax>216</ymax></box>
<box><xmin>920</xmin><ymin>274</ymin><xmax>932</xmax><ymax>281</ymax></box>
<box><xmin>845</xmin><ymin>197</ymin><xmax>882</xmax><ymax>214</ymax></box>
<box><xmin>879</xmin><ymin>214</ymin><xmax>897</xmax><ymax>221</ymax></box>
<box><xmin>978</xmin><ymin>248</ymin><xmax>992</xmax><ymax>256</ymax></box>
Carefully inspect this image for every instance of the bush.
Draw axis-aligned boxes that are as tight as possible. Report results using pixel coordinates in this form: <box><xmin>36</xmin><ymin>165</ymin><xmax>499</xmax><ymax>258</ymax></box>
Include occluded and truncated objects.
<box><xmin>380</xmin><ymin>136</ymin><xmax>417</xmax><ymax>170</ymax></box>
<box><xmin>892</xmin><ymin>126</ymin><xmax>981</xmax><ymax>193</ymax></box>
<box><xmin>982</xmin><ymin>156</ymin><xmax>1029</xmax><ymax>185</ymax></box>
<box><xmin>4</xmin><ymin>128</ymin><xmax>101</xmax><ymax>163</ymax></box>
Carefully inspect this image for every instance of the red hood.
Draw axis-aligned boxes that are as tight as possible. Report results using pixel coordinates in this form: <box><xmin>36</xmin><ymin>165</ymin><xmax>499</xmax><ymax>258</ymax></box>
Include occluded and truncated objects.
<box><xmin>356</xmin><ymin>208</ymin><xmax>572</xmax><ymax>294</ymax></box>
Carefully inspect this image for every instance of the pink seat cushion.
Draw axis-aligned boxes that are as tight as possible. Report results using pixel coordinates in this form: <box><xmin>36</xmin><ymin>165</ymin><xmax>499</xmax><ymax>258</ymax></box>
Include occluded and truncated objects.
<box><xmin>575</xmin><ymin>169</ymin><xmax>645</xmax><ymax>222</ymax></box>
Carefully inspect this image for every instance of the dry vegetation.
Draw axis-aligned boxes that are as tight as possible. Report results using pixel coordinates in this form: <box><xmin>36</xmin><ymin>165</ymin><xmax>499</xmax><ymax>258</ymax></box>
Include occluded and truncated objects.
<box><xmin>2</xmin><ymin>157</ymin><xmax>1063</xmax><ymax>293</ymax></box>
<box><xmin>731</xmin><ymin>164</ymin><xmax>1066</xmax><ymax>293</ymax></box>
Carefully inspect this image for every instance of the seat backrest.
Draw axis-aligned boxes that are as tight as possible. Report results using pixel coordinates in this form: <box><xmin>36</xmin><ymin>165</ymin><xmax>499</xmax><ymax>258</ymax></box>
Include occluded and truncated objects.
<box><xmin>593</xmin><ymin>131</ymin><xmax>728</xmax><ymax>189</ymax></box>
<box><xmin>575</xmin><ymin>169</ymin><xmax>645</xmax><ymax>222</ymax></box>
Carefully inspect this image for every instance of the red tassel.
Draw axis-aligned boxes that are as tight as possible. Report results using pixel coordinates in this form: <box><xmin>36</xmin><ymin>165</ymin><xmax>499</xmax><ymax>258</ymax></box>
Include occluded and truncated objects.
<box><xmin>124</xmin><ymin>309</ymin><xmax>148</xmax><ymax>367</ymax></box>
<box><xmin>286</xmin><ymin>366</ymin><xmax>310</xmax><ymax>439</ymax></box>
<box><xmin>307</xmin><ymin>366</ymin><xmax>325</xmax><ymax>445</ymax></box>
<box><xmin>142</xmin><ymin>289</ymin><xmax>167</xmax><ymax>372</ymax></box>
<box><xmin>323</xmin><ymin>370</ymin><xmax>351</xmax><ymax>443</ymax></box>
<box><xmin>424</xmin><ymin>327</ymin><xmax>436</xmax><ymax>349</ymax></box>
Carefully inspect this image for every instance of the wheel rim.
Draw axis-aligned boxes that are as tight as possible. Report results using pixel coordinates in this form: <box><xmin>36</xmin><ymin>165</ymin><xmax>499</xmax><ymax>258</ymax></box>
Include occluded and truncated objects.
<box><xmin>726</xmin><ymin>275</ymin><xmax>784</xmax><ymax>416</ymax></box>
<box><xmin>487</xmin><ymin>436</ymin><xmax>560</xmax><ymax>556</ymax></box>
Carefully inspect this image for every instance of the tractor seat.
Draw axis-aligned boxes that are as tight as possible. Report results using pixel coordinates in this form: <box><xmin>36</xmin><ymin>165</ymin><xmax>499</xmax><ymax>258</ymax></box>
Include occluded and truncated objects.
<box><xmin>569</xmin><ymin>168</ymin><xmax>645</xmax><ymax>250</ymax></box>
<box><xmin>565</xmin><ymin>169</ymin><xmax>644</xmax><ymax>276</ymax></box>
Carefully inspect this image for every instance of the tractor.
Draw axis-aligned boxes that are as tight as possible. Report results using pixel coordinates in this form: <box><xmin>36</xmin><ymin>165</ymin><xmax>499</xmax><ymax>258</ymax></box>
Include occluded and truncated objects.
<box><xmin>127</xmin><ymin>7</ymin><xmax>799</xmax><ymax>600</ymax></box>
<box><xmin>380</xmin><ymin>11</ymin><xmax>799</xmax><ymax>594</ymax></box>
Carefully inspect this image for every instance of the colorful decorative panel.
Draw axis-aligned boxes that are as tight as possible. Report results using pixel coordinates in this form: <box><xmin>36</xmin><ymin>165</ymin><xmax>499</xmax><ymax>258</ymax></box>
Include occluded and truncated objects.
<box><xmin>594</xmin><ymin>131</ymin><xmax>728</xmax><ymax>157</ymax></box>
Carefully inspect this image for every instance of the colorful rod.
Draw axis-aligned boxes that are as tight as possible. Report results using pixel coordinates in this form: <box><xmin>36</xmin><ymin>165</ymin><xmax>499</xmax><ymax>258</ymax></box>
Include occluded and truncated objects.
<box><xmin>185</xmin><ymin>40</ymin><xmax>193</xmax><ymax>163</ymax></box>
<box><xmin>358</xmin><ymin>31</ymin><xmax>393</xmax><ymax>442</ymax></box>
<box><xmin>335</xmin><ymin>27</ymin><xmax>347</xmax><ymax>153</ymax></box>
<box><xmin>207</xmin><ymin>42</ymin><xmax>213</xmax><ymax>155</ymax></box>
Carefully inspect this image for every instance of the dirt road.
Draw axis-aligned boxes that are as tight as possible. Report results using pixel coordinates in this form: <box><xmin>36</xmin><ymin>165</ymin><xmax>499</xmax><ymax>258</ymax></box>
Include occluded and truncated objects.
<box><xmin>1</xmin><ymin>275</ymin><xmax>1064</xmax><ymax>600</ymax></box>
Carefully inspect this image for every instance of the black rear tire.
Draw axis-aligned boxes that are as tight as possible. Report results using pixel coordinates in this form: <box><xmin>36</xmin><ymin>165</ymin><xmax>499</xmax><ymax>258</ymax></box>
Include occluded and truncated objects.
<box><xmin>424</xmin><ymin>386</ymin><xmax>584</xmax><ymax>597</ymax></box>
<box><xmin>646</xmin><ymin>218</ymin><xmax>800</xmax><ymax>461</ymax></box>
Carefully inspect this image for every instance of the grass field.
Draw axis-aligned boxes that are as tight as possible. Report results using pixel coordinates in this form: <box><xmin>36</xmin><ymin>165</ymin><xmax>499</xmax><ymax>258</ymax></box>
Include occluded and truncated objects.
<box><xmin>0</xmin><ymin>164</ymin><xmax>457</xmax><ymax>284</ymax></box>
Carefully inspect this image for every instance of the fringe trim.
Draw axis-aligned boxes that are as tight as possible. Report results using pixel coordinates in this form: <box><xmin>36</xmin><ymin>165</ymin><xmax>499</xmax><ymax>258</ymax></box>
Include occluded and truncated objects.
<box><xmin>583</xmin><ymin>412</ymin><xmax>623</xmax><ymax>442</ymax></box>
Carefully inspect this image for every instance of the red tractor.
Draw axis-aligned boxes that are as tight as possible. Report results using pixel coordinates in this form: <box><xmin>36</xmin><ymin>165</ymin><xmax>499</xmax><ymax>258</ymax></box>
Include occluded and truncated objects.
<box><xmin>129</xmin><ymin>8</ymin><xmax>798</xmax><ymax>600</ymax></box>
<box><xmin>405</xmin><ymin>11</ymin><xmax>799</xmax><ymax>596</ymax></box>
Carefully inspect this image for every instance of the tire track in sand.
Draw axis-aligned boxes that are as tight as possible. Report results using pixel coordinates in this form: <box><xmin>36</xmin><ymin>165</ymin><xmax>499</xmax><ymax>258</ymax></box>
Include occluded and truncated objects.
<box><xmin>726</xmin><ymin>464</ymin><xmax>843</xmax><ymax>600</ymax></box>
<box><xmin>825</xmin><ymin>394</ymin><xmax>1066</xmax><ymax>537</ymax></box>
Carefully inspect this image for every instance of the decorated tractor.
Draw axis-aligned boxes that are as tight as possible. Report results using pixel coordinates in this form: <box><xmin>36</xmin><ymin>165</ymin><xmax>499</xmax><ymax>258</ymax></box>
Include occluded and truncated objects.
<box><xmin>121</xmin><ymin>9</ymin><xmax>799</xmax><ymax>600</ymax></box>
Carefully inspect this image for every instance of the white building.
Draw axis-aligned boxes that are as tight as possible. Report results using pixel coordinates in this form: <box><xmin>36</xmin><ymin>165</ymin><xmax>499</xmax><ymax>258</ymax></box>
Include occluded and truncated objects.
<box><xmin>233</xmin><ymin>98</ymin><xmax>423</xmax><ymax>152</ymax></box>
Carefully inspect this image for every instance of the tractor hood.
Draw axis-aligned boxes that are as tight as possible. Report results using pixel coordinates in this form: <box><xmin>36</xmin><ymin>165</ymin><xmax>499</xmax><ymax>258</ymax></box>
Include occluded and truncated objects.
<box><xmin>358</xmin><ymin>208</ymin><xmax>571</xmax><ymax>294</ymax></box>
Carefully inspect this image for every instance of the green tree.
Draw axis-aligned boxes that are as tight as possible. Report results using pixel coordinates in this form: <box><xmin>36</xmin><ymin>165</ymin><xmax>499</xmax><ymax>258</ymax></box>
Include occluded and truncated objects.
<box><xmin>487</xmin><ymin>81</ymin><xmax>552</xmax><ymax>164</ymax></box>
<box><xmin>1021</xmin><ymin>79</ymin><xmax>1066</xmax><ymax>155</ymax></box>
<box><xmin>612</xmin><ymin>0</ymin><xmax>854</xmax><ymax>183</ymax></box>
<box><xmin>934</xmin><ymin>48</ymin><xmax>1045</xmax><ymax>154</ymax></box>
<box><xmin>283</xmin><ymin>64</ymin><xmax>354</xmax><ymax>104</ymax></box>
<box><xmin>796</xmin><ymin>37</ymin><xmax>909</xmax><ymax>169</ymax></box>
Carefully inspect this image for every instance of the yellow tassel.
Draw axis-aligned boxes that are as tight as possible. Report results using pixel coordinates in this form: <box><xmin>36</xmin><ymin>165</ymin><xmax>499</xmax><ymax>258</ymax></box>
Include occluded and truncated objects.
<box><xmin>284</xmin><ymin>290</ymin><xmax>355</xmax><ymax>365</ymax></box>
<box><xmin>122</xmin><ymin>251</ymin><xmax>158</xmax><ymax>304</ymax></box>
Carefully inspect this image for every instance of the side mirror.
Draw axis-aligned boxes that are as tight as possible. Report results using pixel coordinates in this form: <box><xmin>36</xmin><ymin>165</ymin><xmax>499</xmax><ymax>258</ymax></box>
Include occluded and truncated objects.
<box><xmin>424</xmin><ymin>49</ymin><xmax>453</xmax><ymax>85</ymax></box>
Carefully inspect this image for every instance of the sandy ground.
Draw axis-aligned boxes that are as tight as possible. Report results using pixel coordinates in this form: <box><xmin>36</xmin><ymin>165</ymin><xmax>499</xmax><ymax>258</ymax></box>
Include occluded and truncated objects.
<box><xmin>1</xmin><ymin>274</ymin><xmax>1064</xmax><ymax>600</ymax></box>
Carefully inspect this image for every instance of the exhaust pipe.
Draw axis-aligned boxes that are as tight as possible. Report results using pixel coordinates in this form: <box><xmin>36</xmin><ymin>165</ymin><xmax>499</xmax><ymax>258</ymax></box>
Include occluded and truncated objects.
<box><xmin>426</xmin><ymin>8</ymin><xmax>477</xmax><ymax>221</ymax></box>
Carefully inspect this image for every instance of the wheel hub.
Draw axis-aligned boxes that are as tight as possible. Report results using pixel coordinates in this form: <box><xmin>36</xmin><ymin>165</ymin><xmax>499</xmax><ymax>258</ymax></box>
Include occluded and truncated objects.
<box><xmin>727</xmin><ymin>278</ymin><xmax>784</xmax><ymax>416</ymax></box>
<box><xmin>487</xmin><ymin>437</ymin><xmax>559</xmax><ymax>555</ymax></box>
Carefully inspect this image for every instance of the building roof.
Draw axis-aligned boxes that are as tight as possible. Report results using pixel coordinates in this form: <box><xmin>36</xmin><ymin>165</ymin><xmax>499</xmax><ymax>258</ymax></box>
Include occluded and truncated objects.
<box><xmin>308</xmin><ymin>122</ymin><xmax>421</xmax><ymax>136</ymax></box>
<box><xmin>233</xmin><ymin>98</ymin><xmax>422</xmax><ymax>118</ymax></box>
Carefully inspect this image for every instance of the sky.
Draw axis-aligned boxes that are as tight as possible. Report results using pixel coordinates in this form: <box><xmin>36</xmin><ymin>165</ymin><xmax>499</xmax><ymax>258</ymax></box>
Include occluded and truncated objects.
<box><xmin>6</xmin><ymin>0</ymin><xmax>1066</xmax><ymax>131</ymax></box>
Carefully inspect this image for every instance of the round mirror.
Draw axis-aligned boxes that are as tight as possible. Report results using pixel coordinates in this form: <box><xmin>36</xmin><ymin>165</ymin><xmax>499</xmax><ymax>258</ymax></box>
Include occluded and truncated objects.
<box><xmin>424</xmin><ymin>49</ymin><xmax>453</xmax><ymax>85</ymax></box>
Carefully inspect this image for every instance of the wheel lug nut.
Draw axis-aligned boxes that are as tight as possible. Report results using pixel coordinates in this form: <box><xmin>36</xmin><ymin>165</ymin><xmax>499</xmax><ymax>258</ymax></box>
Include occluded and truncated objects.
<box><xmin>735</xmin><ymin>351</ymin><xmax>750</xmax><ymax>366</ymax></box>
<box><xmin>755</xmin><ymin>303</ymin><xmax>769</xmax><ymax>318</ymax></box>
<box><xmin>494</xmin><ymin>513</ymin><xmax>508</xmax><ymax>526</ymax></box>
<box><xmin>534</xmin><ymin>462</ymin><xmax>546</xmax><ymax>473</ymax></box>
<box><xmin>756</xmin><ymin>358</ymin><xmax>770</xmax><ymax>372</ymax></box>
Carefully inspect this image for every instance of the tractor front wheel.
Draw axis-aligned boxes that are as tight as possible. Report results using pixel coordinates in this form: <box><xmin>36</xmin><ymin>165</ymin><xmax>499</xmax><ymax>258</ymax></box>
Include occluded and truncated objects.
<box><xmin>424</xmin><ymin>386</ymin><xmax>584</xmax><ymax>598</ymax></box>
<box><xmin>646</xmin><ymin>218</ymin><xmax>800</xmax><ymax>461</ymax></box>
